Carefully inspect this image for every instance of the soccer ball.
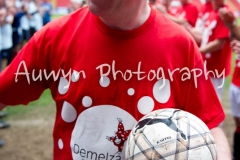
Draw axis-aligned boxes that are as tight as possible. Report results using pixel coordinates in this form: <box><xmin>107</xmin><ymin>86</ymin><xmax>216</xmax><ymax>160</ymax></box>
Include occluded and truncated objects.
<box><xmin>124</xmin><ymin>109</ymin><xmax>217</xmax><ymax>160</ymax></box>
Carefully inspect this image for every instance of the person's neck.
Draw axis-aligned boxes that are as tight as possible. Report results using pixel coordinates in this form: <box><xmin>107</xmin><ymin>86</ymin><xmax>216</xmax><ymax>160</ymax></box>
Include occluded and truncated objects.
<box><xmin>99</xmin><ymin>2</ymin><xmax>151</xmax><ymax>30</ymax></box>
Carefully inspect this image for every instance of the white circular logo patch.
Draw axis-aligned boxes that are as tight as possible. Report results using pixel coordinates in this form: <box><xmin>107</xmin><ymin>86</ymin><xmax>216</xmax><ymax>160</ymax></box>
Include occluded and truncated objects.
<box><xmin>70</xmin><ymin>105</ymin><xmax>137</xmax><ymax>160</ymax></box>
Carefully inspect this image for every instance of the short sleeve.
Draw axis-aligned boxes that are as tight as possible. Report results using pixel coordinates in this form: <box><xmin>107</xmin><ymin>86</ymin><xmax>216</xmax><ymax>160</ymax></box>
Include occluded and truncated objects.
<box><xmin>214</xmin><ymin>16</ymin><xmax>230</xmax><ymax>39</ymax></box>
<box><xmin>0</xmin><ymin>34</ymin><xmax>49</xmax><ymax>105</ymax></box>
<box><xmin>185</xmin><ymin>6</ymin><xmax>199</xmax><ymax>27</ymax></box>
<box><xmin>173</xmin><ymin>34</ymin><xmax>225</xmax><ymax>129</ymax></box>
<box><xmin>183</xmin><ymin>60</ymin><xmax>225</xmax><ymax>129</ymax></box>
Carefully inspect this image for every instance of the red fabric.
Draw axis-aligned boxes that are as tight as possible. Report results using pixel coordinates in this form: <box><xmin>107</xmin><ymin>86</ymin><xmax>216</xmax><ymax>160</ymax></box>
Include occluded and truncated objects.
<box><xmin>232</xmin><ymin>54</ymin><xmax>240</xmax><ymax>87</ymax></box>
<box><xmin>198</xmin><ymin>1</ymin><xmax>213</xmax><ymax>19</ymax></box>
<box><xmin>191</xmin><ymin>0</ymin><xmax>203</xmax><ymax>11</ymax></box>
<box><xmin>201</xmin><ymin>5</ymin><xmax>232</xmax><ymax>77</ymax></box>
<box><xmin>194</xmin><ymin>2</ymin><xmax>213</xmax><ymax>45</ymax></box>
<box><xmin>175</xmin><ymin>3</ymin><xmax>199</xmax><ymax>27</ymax></box>
<box><xmin>194</xmin><ymin>2</ymin><xmax>213</xmax><ymax>46</ymax></box>
<box><xmin>0</xmin><ymin>7</ymin><xmax>224</xmax><ymax>159</ymax></box>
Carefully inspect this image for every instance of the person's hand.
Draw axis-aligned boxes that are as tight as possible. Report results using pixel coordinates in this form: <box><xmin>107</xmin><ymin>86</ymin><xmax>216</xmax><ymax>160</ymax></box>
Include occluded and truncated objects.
<box><xmin>219</xmin><ymin>7</ymin><xmax>236</xmax><ymax>28</ymax></box>
<box><xmin>231</xmin><ymin>39</ymin><xmax>240</xmax><ymax>54</ymax></box>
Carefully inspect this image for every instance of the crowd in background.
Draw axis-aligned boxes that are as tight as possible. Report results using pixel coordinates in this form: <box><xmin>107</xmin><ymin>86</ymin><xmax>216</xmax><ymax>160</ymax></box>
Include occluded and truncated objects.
<box><xmin>0</xmin><ymin>0</ymin><xmax>52</xmax><ymax>147</ymax></box>
<box><xmin>150</xmin><ymin>0</ymin><xmax>240</xmax><ymax>159</ymax></box>
<box><xmin>68</xmin><ymin>0</ymin><xmax>86</xmax><ymax>13</ymax></box>
<box><xmin>0</xmin><ymin>0</ymin><xmax>90</xmax><ymax>73</ymax></box>
<box><xmin>0</xmin><ymin>0</ymin><xmax>52</xmax><ymax>72</ymax></box>
<box><xmin>0</xmin><ymin>0</ymin><xmax>87</xmax><ymax>148</ymax></box>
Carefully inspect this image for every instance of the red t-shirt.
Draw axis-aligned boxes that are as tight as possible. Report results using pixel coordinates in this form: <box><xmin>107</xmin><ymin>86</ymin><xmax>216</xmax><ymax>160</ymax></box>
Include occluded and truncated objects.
<box><xmin>175</xmin><ymin>3</ymin><xmax>199</xmax><ymax>27</ymax></box>
<box><xmin>232</xmin><ymin>54</ymin><xmax>240</xmax><ymax>87</ymax></box>
<box><xmin>0</xmin><ymin>7</ymin><xmax>224</xmax><ymax>160</ymax></box>
<box><xmin>195</xmin><ymin>1</ymin><xmax>213</xmax><ymax>33</ymax></box>
<box><xmin>201</xmin><ymin>5</ymin><xmax>232</xmax><ymax>77</ymax></box>
<box><xmin>199</xmin><ymin>1</ymin><xmax>213</xmax><ymax>19</ymax></box>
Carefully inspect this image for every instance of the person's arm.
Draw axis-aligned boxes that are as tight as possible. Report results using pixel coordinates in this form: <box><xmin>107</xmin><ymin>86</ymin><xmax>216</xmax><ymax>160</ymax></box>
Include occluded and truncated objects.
<box><xmin>210</xmin><ymin>127</ymin><xmax>232</xmax><ymax>160</ymax></box>
<box><xmin>179</xmin><ymin>29</ymin><xmax>230</xmax><ymax>160</ymax></box>
<box><xmin>166</xmin><ymin>14</ymin><xmax>187</xmax><ymax>25</ymax></box>
<box><xmin>0</xmin><ymin>31</ymin><xmax>48</xmax><ymax>106</ymax></box>
<box><xmin>188</xmin><ymin>27</ymin><xmax>202</xmax><ymax>44</ymax></box>
<box><xmin>184</xmin><ymin>16</ymin><xmax>205</xmax><ymax>44</ymax></box>
<box><xmin>228</xmin><ymin>24</ymin><xmax>240</xmax><ymax>41</ymax></box>
<box><xmin>200</xmin><ymin>39</ymin><xmax>226</xmax><ymax>53</ymax></box>
<box><xmin>231</xmin><ymin>39</ymin><xmax>240</xmax><ymax>53</ymax></box>
<box><xmin>219</xmin><ymin>8</ymin><xmax>240</xmax><ymax>40</ymax></box>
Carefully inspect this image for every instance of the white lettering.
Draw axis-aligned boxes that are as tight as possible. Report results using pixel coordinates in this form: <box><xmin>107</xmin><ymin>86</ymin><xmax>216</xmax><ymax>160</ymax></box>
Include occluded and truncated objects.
<box><xmin>15</xmin><ymin>61</ymin><xmax>30</xmax><ymax>84</ymax></box>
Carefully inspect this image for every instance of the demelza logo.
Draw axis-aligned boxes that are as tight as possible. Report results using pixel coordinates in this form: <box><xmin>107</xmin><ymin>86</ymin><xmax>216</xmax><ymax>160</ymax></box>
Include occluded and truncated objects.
<box><xmin>73</xmin><ymin>144</ymin><xmax>122</xmax><ymax>160</ymax></box>
<box><xmin>14</xmin><ymin>60</ymin><xmax>225</xmax><ymax>89</ymax></box>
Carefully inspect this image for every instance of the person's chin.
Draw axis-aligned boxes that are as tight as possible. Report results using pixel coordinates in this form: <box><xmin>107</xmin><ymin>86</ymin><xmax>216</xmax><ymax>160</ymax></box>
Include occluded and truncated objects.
<box><xmin>88</xmin><ymin>5</ymin><xmax>99</xmax><ymax>14</ymax></box>
<box><xmin>88</xmin><ymin>2</ymin><xmax>110</xmax><ymax>16</ymax></box>
<box><xmin>89</xmin><ymin>7</ymin><xmax>109</xmax><ymax>17</ymax></box>
<box><xmin>88</xmin><ymin>4</ymin><xmax>100</xmax><ymax>14</ymax></box>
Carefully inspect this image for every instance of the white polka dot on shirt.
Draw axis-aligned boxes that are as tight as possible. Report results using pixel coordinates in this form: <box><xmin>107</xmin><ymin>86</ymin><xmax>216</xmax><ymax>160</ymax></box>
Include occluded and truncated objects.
<box><xmin>71</xmin><ymin>70</ymin><xmax>80</xmax><ymax>82</ymax></box>
<box><xmin>205</xmin><ymin>53</ymin><xmax>211</xmax><ymax>58</ymax></box>
<box><xmin>58</xmin><ymin>77</ymin><xmax>69</xmax><ymax>95</ymax></box>
<box><xmin>153</xmin><ymin>79</ymin><xmax>171</xmax><ymax>104</ymax></box>
<box><xmin>82</xmin><ymin>96</ymin><xmax>92</xmax><ymax>108</ymax></box>
<box><xmin>99</xmin><ymin>76</ymin><xmax>110</xmax><ymax>87</ymax></box>
<box><xmin>127</xmin><ymin>88</ymin><xmax>135</xmax><ymax>96</ymax></box>
<box><xmin>137</xmin><ymin>96</ymin><xmax>154</xmax><ymax>115</ymax></box>
<box><xmin>58</xmin><ymin>139</ymin><xmax>63</xmax><ymax>150</ymax></box>
<box><xmin>61</xmin><ymin>101</ymin><xmax>77</xmax><ymax>123</ymax></box>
